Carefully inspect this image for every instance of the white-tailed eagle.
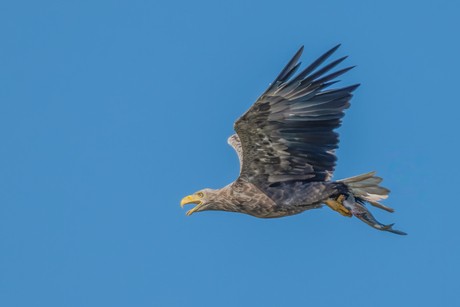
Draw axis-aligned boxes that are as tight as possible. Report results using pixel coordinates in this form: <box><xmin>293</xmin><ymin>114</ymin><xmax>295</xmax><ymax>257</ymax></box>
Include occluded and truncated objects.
<box><xmin>181</xmin><ymin>45</ymin><xmax>406</xmax><ymax>235</ymax></box>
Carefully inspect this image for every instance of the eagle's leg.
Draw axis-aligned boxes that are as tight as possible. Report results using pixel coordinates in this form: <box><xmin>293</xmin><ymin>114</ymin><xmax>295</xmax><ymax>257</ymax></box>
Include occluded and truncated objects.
<box><xmin>325</xmin><ymin>195</ymin><xmax>352</xmax><ymax>217</ymax></box>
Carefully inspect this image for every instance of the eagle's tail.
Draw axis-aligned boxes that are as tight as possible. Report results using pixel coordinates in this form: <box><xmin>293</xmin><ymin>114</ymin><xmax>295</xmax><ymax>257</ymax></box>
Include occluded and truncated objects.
<box><xmin>338</xmin><ymin>171</ymin><xmax>394</xmax><ymax>213</ymax></box>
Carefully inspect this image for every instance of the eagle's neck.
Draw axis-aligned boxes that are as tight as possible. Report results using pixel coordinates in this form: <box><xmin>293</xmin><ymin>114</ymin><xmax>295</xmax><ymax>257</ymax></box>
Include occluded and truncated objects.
<box><xmin>211</xmin><ymin>183</ymin><xmax>241</xmax><ymax>212</ymax></box>
<box><xmin>211</xmin><ymin>179</ymin><xmax>277</xmax><ymax>215</ymax></box>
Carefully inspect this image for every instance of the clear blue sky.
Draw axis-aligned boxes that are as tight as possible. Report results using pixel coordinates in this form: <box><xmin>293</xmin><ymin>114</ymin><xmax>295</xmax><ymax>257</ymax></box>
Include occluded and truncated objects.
<box><xmin>1</xmin><ymin>1</ymin><xmax>459</xmax><ymax>306</ymax></box>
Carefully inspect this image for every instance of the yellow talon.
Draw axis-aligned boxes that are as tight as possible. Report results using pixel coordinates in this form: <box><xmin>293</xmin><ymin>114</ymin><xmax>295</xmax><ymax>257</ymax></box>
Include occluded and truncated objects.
<box><xmin>325</xmin><ymin>195</ymin><xmax>352</xmax><ymax>217</ymax></box>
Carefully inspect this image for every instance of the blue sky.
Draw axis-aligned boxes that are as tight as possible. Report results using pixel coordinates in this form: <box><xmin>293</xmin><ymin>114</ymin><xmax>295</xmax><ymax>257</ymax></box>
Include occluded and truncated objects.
<box><xmin>1</xmin><ymin>0</ymin><xmax>459</xmax><ymax>306</ymax></box>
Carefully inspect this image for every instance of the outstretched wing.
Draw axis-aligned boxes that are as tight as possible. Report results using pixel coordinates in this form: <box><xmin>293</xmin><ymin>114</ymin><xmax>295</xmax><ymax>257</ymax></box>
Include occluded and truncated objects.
<box><xmin>234</xmin><ymin>45</ymin><xmax>359</xmax><ymax>193</ymax></box>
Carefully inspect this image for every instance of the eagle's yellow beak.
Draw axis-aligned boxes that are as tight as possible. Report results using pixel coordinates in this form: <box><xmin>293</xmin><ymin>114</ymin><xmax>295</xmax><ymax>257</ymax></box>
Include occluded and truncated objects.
<box><xmin>181</xmin><ymin>195</ymin><xmax>203</xmax><ymax>216</ymax></box>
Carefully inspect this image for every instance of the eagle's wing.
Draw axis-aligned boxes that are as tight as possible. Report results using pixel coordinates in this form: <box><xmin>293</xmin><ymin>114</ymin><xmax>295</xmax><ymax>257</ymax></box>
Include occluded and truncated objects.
<box><xmin>233</xmin><ymin>45</ymin><xmax>359</xmax><ymax>193</ymax></box>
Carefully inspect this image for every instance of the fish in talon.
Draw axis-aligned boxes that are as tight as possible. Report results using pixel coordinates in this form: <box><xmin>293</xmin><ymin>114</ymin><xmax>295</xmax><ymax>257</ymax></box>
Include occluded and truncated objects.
<box><xmin>341</xmin><ymin>195</ymin><xmax>407</xmax><ymax>235</ymax></box>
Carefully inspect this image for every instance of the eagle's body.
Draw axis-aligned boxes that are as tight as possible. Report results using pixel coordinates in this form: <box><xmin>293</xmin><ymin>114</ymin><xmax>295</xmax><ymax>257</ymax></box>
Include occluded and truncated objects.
<box><xmin>197</xmin><ymin>179</ymin><xmax>341</xmax><ymax>219</ymax></box>
<box><xmin>181</xmin><ymin>45</ymin><xmax>406</xmax><ymax>235</ymax></box>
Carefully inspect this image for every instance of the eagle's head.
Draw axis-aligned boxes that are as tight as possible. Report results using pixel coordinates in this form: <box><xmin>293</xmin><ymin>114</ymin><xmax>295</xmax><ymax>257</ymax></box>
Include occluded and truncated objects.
<box><xmin>181</xmin><ymin>189</ymin><xmax>221</xmax><ymax>215</ymax></box>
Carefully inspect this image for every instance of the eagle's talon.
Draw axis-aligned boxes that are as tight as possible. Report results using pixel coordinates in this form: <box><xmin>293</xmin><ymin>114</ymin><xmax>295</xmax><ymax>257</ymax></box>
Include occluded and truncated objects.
<box><xmin>336</xmin><ymin>195</ymin><xmax>352</xmax><ymax>217</ymax></box>
<box><xmin>325</xmin><ymin>195</ymin><xmax>352</xmax><ymax>217</ymax></box>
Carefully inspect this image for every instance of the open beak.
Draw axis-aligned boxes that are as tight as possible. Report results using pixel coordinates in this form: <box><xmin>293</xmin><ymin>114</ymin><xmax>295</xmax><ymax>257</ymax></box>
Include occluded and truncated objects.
<box><xmin>181</xmin><ymin>195</ymin><xmax>203</xmax><ymax>216</ymax></box>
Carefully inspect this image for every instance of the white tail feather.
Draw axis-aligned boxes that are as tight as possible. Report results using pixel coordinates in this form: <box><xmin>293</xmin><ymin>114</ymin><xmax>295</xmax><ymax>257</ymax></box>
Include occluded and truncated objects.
<box><xmin>338</xmin><ymin>171</ymin><xmax>394</xmax><ymax>213</ymax></box>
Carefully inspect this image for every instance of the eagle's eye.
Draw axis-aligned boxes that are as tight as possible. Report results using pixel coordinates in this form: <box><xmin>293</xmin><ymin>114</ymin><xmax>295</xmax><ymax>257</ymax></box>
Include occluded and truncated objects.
<box><xmin>197</xmin><ymin>192</ymin><xmax>204</xmax><ymax>198</ymax></box>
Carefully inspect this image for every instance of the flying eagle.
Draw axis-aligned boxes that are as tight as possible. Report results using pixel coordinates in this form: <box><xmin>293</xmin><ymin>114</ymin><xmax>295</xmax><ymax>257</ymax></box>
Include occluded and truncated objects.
<box><xmin>181</xmin><ymin>45</ymin><xmax>406</xmax><ymax>235</ymax></box>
